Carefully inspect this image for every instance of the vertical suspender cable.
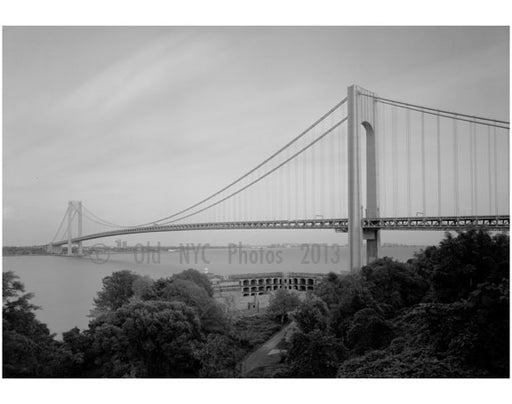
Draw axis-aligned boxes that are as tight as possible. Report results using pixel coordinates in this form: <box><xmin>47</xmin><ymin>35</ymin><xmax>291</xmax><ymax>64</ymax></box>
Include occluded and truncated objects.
<box><xmin>223</xmin><ymin>191</ymin><xmax>226</xmax><ymax>222</ymax></box>
<box><xmin>361</xmin><ymin>95</ymin><xmax>366</xmax><ymax>218</ymax></box>
<box><xmin>321</xmin><ymin>126</ymin><xmax>326</xmax><ymax>217</ymax></box>
<box><xmin>493</xmin><ymin>126</ymin><xmax>498</xmax><ymax>215</ymax></box>
<box><xmin>245</xmin><ymin>175</ymin><xmax>249</xmax><ymax>221</ymax></box>
<box><xmin>280</xmin><ymin>160</ymin><xmax>284</xmax><ymax>220</ymax></box>
<box><xmin>469</xmin><ymin>120</ymin><xmax>474</xmax><ymax>215</ymax></box>
<box><xmin>473</xmin><ymin>121</ymin><xmax>478</xmax><ymax>215</ymax></box>
<box><xmin>241</xmin><ymin>180</ymin><xmax>244</xmax><ymax>221</ymax></box>
<box><xmin>240</xmin><ymin>178</ymin><xmax>243</xmax><ymax>221</ymax></box>
<box><xmin>231</xmin><ymin>188</ymin><xmax>235</xmax><ymax>222</ymax></box>
<box><xmin>406</xmin><ymin>109</ymin><xmax>411</xmax><ymax>217</ymax></box>
<box><xmin>339</xmin><ymin>121</ymin><xmax>344</xmax><ymax>218</ymax></box>
<box><xmin>275</xmin><ymin>166</ymin><xmax>278</xmax><ymax>221</ymax></box>
<box><xmin>234</xmin><ymin>187</ymin><xmax>238</xmax><ymax>222</ymax></box>
<box><xmin>287</xmin><ymin>147</ymin><xmax>291</xmax><ymax>220</ymax></box>
<box><xmin>331</xmin><ymin>117</ymin><xmax>336</xmax><ymax>218</ymax></box>
<box><xmin>311</xmin><ymin>129</ymin><xmax>316</xmax><ymax>218</ymax></box>
<box><xmin>453</xmin><ymin>117</ymin><xmax>459</xmax><ymax>216</ymax></box>
<box><xmin>392</xmin><ymin>107</ymin><xmax>398</xmax><ymax>217</ymax></box>
<box><xmin>295</xmin><ymin>141</ymin><xmax>299</xmax><ymax>220</ymax></box>
<box><xmin>506</xmin><ymin>129</ymin><xmax>510</xmax><ymax>214</ymax></box>
<box><xmin>303</xmin><ymin>134</ymin><xmax>307</xmax><ymax>218</ymax></box>
<box><xmin>380</xmin><ymin>102</ymin><xmax>386</xmax><ymax>218</ymax></box>
<box><xmin>437</xmin><ymin>114</ymin><xmax>442</xmax><ymax>216</ymax></box>
<box><xmin>234</xmin><ymin>191</ymin><xmax>237</xmax><ymax>222</ymax></box>
<box><xmin>282</xmin><ymin>149</ymin><xmax>286</xmax><ymax>220</ymax></box>
<box><xmin>421</xmin><ymin>111</ymin><xmax>426</xmax><ymax>216</ymax></box>
<box><xmin>277</xmin><ymin>164</ymin><xmax>280</xmax><ymax>220</ymax></box>
<box><xmin>487</xmin><ymin>126</ymin><xmax>492</xmax><ymax>214</ymax></box>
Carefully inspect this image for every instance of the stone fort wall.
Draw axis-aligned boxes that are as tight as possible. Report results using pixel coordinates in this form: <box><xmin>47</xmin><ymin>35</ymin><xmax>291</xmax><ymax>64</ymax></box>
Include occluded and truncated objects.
<box><xmin>210</xmin><ymin>271</ymin><xmax>325</xmax><ymax>313</ymax></box>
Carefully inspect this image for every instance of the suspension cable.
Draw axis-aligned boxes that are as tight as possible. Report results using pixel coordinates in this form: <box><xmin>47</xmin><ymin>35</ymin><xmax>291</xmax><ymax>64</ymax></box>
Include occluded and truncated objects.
<box><xmin>359</xmin><ymin>93</ymin><xmax>509</xmax><ymax>126</ymax></box>
<box><xmin>158</xmin><ymin>118</ymin><xmax>347</xmax><ymax>225</ymax></box>
<box><xmin>82</xmin><ymin>211</ymin><xmax>123</xmax><ymax>229</ymax></box>
<box><xmin>82</xmin><ymin>206</ymin><xmax>129</xmax><ymax>228</ymax></box>
<box><xmin>132</xmin><ymin>97</ymin><xmax>348</xmax><ymax>227</ymax></box>
<box><xmin>51</xmin><ymin>208</ymin><xmax>69</xmax><ymax>243</ymax></box>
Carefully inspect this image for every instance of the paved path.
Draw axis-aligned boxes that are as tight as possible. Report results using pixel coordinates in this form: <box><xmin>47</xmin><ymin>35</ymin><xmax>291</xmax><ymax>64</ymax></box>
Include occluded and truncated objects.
<box><xmin>241</xmin><ymin>322</ymin><xmax>295</xmax><ymax>377</ymax></box>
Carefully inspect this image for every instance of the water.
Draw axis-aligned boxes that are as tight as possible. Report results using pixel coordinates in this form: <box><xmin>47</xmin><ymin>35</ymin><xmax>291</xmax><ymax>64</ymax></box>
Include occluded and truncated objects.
<box><xmin>2</xmin><ymin>246</ymin><xmax>423</xmax><ymax>337</ymax></box>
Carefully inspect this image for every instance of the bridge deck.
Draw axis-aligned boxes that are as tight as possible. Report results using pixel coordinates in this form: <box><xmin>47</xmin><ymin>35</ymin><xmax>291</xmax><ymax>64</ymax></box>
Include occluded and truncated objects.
<box><xmin>50</xmin><ymin>215</ymin><xmax>509</xmax><ymax>246</ymax></box>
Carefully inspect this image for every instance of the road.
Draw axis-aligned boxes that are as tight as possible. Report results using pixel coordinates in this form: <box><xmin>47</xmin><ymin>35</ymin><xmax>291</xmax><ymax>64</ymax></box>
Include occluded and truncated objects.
<box><xmin>241</xmin><ymin>322</ymin><xmax>296</xmax><ymax>377</ymax></box>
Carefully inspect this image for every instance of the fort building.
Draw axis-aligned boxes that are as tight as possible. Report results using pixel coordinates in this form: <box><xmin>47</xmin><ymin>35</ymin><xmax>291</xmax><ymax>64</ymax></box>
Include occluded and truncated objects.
<box><xmin>209</xmin><ymin>272</ymin><xmax>325</xmax><ymax>313</ymax></box>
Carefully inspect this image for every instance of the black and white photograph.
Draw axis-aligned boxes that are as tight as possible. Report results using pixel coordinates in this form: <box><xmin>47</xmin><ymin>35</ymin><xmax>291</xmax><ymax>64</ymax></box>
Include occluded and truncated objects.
<box><xmin>1</xmin><ymin>4</ymin><xmax>510</xmax><ymax>398</ymax></box>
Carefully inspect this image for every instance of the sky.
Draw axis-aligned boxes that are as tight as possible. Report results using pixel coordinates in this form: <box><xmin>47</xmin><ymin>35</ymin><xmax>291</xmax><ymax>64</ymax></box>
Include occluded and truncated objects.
<box><xmin>2</xmin><ymin>26</ymin><xmax>509</xmax><ymax>247</ymax></box>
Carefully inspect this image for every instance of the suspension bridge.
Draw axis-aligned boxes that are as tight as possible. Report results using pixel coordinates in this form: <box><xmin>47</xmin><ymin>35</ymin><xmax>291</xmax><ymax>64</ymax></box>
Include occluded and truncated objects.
<box><xmin>48</xmin><ymin>84</ymin><xmax>510</xmax><ymax>271</ymax></box>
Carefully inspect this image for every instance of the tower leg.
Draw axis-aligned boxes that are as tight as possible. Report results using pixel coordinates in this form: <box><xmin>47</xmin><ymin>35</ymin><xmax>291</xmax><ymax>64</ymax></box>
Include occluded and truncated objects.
<box><xmin>67</xmin><ymin>202</ymin><xmax>73</xmax><ymax>256</ymax></box>
<box><xmin>347</xmin><ymin>85</ymin><xmax>363</xmax><ymax>271</ymax></box>
<box><xmin>77</xmin><ymin>201</ymin><xmax>83</xmax><ymax>256</ymax></box>
<box><xmin>347</xmin><ymin>85</ymin><xmax>379</xmax><ymax>271</ymax></box>
<box><xmin>364</xmin><ymin>93</ymin><xmax>379</xmax><ymax>265</ymax></box>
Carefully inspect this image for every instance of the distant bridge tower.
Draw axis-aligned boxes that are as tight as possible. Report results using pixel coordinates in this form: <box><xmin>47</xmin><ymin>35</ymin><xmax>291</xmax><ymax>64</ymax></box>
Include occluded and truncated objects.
<box><xmin>66</xmin><ymin>201</ymin><xmax>83</xmax><ymax>256</ymax></box>
<box><xmin>347</xmin><ymin>85</ymin><xmax>379</xmax><ymax>271</ymax></box>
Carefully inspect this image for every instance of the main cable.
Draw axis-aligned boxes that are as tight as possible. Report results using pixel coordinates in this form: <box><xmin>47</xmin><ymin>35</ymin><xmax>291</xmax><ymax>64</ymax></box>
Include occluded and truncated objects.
<box><xmin>158</xmin><ymin>118</ymin><xmax>347</xmax><ymax>225</ymax></box>
<box><xmin>359</xmin><ymin>93</ymin><xmax>509</xmax><ymax>126</ymax></box>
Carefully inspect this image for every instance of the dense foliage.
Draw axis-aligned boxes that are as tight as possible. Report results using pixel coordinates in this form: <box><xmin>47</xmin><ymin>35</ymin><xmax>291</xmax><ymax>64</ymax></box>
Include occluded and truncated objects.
<box><xmin>266</xmin><ymin>288</ymin><xmax>301</xmax><ymax>324</ymax></box>
<box><xmin>3</xmin><ymin>271</ymin><xmax>80</xmax><ymax>377</ymax></box>
<box><xmin>3</xmin><ymin>229</ymin><xmax>509</xmax><ymax>377</ymax></box>
<box><xmin>280</xmin><ymin>229</ymin><xmax>509</xmax><ymax>378</ymax></box>
<box><xmin>3</xmin><ymin>267</ymin><xmax>284</xmax><ymax>377</ymax></box>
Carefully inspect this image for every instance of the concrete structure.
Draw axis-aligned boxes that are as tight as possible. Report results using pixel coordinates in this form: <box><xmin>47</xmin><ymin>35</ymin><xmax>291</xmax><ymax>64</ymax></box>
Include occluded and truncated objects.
<box><xmin>64</xmin><ymin>201</ymin><xmax>83</xmax><ymax>256</ymax></box>
<box><xmin>210</xmin><ymin>272</ymin><xmax>325</xmax><ymax>313</ymax></box>
<box><xmin>347</xmin><ymin>85</ymin><xmax>379</xmax><ymax>272</ymax></box>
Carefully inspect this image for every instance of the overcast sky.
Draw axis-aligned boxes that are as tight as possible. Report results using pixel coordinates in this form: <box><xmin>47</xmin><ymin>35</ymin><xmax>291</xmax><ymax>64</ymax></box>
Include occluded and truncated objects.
<box><xmin>3</xmin><ymin>26</ymin><xmax>509</xmax><ymax>246</ymax></box>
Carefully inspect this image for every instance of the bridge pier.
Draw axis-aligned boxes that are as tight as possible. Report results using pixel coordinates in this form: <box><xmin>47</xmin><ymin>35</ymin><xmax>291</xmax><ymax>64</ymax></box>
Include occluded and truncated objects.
<box><xmin>347</xmin><ymin>84</ymin><xmax>380</xmax><ymax>271</ymax></box>
<box><xmin>363</xmin><ymin>229</ymin><xmax>380</xmax><ymax>264</ymax></box>
<box><xmin>46</xmin><ymin>243</ymin><xmax>63</xmax><ymax>254</ymax></box>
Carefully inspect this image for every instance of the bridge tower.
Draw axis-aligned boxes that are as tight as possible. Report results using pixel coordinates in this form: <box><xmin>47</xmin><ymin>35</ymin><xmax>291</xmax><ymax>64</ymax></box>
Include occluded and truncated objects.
<box><xmin>66</xmin><ymin>201</ymin><xmax>83</xmax><ymax>256</ymax></box>
<box><xmin>347</xmin><ymin>85</ymin><xmax>380</xmax><ymax>271</ymax></box>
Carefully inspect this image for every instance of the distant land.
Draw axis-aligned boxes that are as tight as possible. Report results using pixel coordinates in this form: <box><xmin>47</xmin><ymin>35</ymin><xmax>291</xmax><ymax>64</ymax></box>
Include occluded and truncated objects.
<box><xmin>3</xmin><ymin>242</ymin><xmax>429</xmax><ymax>256</ymax></box>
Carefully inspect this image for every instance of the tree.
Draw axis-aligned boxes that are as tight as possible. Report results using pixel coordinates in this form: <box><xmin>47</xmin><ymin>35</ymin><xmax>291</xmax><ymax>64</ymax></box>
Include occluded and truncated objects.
<box><xmin>131</xmin><ymin>275</ymin><xmax>154</xmax><ymax>300</ymax></box>
<box><xmin>267</xmin><ymin>289</ymin><xmax>301</xmax><ymax>324</ymax></box>
<box><xmin>361</xmin><ymin>257</ymin><xmax>429</xmax><ymax>316</ymax></box>
<box><xmin>413</xmin><ymin>229</ymin><xmax>509</xmax><ymax>303</ymax></box>
<box><xmin>285</xmin><ymin>329</ymin><xmax>347</xmax><ymax>377</ymax></box>
<box><xmin>196</xmin><ymin>334</ymin><xmax>244</xmax><ymax>377</ymax></box>
<box><xmin>328</xmin><ymin>273</ymin><xmax>377</xmax><ymax>339</ymax></box>
<box><xmin>173</xmin><ymin>268</ymin><xmax>214</xmax><ymax>297</ymax></box>
<box><xmin>89</xmin><ymin>300</ymin><xmax>202</xmax><ymax>377</ymax></box>
<box><xmin>147</xmin><ymin>277</ymin><xmax>229</xmax><ymax>334</ymax></box>
<box><xmin>292</xmin><ymin>295</ymin><xmax>329</xmax><ymax>334</ymax></box>
<box><xmin>314</xmin><ymin>272</ymin><xmax>345</xmax><ymax>309</ymax></box>
<box><xmin>345</xmin><ymin>308</ymin><xmax>394</xmax><ymax>355</ymax></box>
<box><xmin>3</xmin><ymin>271</ymin><xmax>78</xmax><ymax>377</ymax></box>
<box><xmin>336</xmin><ymin>230</ymin><xmax>509</xmax><ymax>378</ymax></box>
<box><xmin>92</xmin><ymin>270</ymin><xmax>141</xmax><ymax>314</ymax></box>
